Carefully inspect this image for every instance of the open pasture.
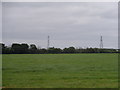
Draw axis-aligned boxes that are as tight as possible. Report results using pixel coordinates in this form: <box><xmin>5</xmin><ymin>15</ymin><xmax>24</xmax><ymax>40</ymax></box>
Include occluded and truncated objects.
<box><xmin>2</xmin><ymin>54</ymin><xmax>118</xmax><ymax>88</ymax></box>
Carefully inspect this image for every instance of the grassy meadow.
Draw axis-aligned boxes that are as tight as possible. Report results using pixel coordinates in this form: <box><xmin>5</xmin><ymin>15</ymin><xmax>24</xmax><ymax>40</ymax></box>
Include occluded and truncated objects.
<box><xmin>2</xmin><ymin>54</ymin><xmax>118</xmax><ymax>88</ymax></box>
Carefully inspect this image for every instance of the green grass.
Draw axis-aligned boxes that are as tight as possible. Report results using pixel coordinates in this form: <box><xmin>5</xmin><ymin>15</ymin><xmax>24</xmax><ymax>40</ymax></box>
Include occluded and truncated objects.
<box><xmin>0</xmin><ymin>54</ymin><xmax>2</xmax><ymax>88</ymax></box>
<box><xmin>2</xmin><ymin>54</ymin><xmax>118</xmax><ymax>88</ymax></box>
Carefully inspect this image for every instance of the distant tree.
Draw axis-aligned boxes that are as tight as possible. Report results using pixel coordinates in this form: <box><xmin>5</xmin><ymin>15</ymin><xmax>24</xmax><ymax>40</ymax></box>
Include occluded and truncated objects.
<box><xmin>63</xmin><ymin>47</ymin><xmax>76</xmax><ymax>53</ymax></box>
<box><xmin>1</xmin><ymin>43</ymin><xmax>118</xmax><ymax>54</ymax></box>
<box><xmin>86</xmin><ymin>48</ymin><xmax>95</xmax><ymax>53</ymax></box>
<box><xmin>94</xmin><ymin>48</ymin><xmax>99</xmax><ymax>53</ymax></box>
<box><xmin>39</xmin><ymin>48</ymin><xmax>47</xmax><ymax>54</ymax></box>
<box><xmin>0</xmin><ymin>43</ymin><xmax>4</xmax><ymax>54</ymax></box>
<box><xmin>21</xmin><ymin>43</ymin><xmax>29</xmax><ymax>54</ymax></box>
<box><xmin>68</xmin><ymin>47</ymin><xmax>76</xmax><ymax>53</ymax></box>
<box><xmin>63</xmin><ymin>48</ymin><xmax>68</xmax><ymax>53</ymax></box>
<box><xmin>47</xmin><ymin>47</ymin><xmax>62</xmax><ymax>54</ymax></box>
<box><xmin>11</xmin><ymin>43</ymin><xmax>22</xmax><ymax>54</ymax></box>
<box><xmin>29</xmin><ymin>44</ymin><xmax>37</xmax><ymax>54</ymax></box>
<box><xmin>76</xmin><ymin>47</ymin><xmax>83</xmax><ymax>53</ymax></box>
<box><xmin>53</xmin><ymin>48</ymin><xmax>62</xmax><ymax>53</ymax></box>
<box><xmin>30</xmin><ymin>44</ymin><xmax>37</xmax><ymax>50</ymax></box>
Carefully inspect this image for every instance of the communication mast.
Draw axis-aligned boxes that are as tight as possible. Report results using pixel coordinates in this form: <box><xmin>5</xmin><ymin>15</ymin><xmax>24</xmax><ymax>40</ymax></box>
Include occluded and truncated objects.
<box><xmin>47</xmin><ymin>36</ymin><xmax>50</xmax><ymax>49</ymax></box>
<box><xmin>100</xmin><ymin>36</ymin><xmax>103</xmax><ymax>49</ymax></box>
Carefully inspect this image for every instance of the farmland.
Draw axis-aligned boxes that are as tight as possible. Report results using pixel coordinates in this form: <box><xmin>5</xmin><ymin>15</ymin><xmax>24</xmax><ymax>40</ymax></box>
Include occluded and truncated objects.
<box><xmin>2</xmin><ymin>54</ymin><xmax>118</xmax><ymax>88</ymax></box>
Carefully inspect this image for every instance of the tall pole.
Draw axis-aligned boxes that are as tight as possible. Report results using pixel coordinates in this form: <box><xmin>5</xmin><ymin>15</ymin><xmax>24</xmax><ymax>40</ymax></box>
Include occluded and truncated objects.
<box><xmin>47</xmin><ymin>36</ymin><xmax>50</xmax><ymax>49</ymax></box>
<box><xmin>100</xmin><ymin>36</ymin><xmax>103</xmax><ymax>49</ymax></box>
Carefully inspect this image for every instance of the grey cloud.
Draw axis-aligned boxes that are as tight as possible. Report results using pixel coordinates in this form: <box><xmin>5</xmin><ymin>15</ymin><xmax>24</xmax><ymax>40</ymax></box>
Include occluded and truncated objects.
<box><xmin>2</xmin><ymin>2</ymin><xmax>118</xmax><ymax>49</ymax></box>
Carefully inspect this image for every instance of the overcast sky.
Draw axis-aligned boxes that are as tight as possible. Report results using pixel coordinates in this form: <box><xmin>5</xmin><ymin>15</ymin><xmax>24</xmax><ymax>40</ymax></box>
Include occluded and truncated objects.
<box><xmin>2</xmin><ymin>2</ymin><xmax>118</xmax><ymax>49</ymax></box>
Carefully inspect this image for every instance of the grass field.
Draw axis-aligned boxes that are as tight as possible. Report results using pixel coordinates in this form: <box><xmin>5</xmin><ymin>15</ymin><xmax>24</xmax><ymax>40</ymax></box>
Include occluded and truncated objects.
<box><xmin>2</xmin><ymin>54</ymin><xmax>118</xmax><ymax>88</ymax></box>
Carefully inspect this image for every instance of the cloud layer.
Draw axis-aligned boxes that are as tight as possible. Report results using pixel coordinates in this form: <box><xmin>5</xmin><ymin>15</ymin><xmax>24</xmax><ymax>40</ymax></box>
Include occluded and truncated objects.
<box><xmin>2</xmin><ymin>2</ymin><xmax>118</xmax><ymax>48</ymax></box>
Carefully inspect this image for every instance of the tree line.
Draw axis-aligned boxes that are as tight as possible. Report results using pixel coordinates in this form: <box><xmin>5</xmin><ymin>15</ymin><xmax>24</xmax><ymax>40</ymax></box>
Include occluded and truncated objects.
<box><xmin>0</xmin><ymin>43</ymin><xmax>119</xmax><ymax>54</ymax></box>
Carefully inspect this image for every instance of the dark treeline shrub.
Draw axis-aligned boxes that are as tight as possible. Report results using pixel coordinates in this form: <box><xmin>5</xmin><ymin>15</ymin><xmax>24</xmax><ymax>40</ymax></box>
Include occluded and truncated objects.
<box><xmin>48</xmin><ymin>47</ymin><xmax>62</xmax><ymax>54</ymax></box>
<box><xmin>11</xmin><ymin>43</ymin><xmax>29</xmax><ymax>54</ymax></box>
<box><xmin>29</xmin><ymin>44</ymin><xmax>38</xmax><ymax>54</ymax></box>
<box><xmin>63</xmin><ymin>47</ymin><xmax>76</xmax><ymax>53</ymax></box>
<box><xmin>0</xmin><ymin>43</ymin><xmax>119</xmax><ymax>54</ymax></box>
<box><xmin>39</xmin><ymin>49</ymin><xmax>47</xmax><ymax>54</ymax></box>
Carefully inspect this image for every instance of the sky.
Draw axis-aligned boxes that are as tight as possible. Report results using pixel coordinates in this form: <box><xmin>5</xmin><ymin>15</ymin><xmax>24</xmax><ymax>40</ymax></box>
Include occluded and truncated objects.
<box><xmin>0</xmin><ymin>2</ymin><xmax>2</xmax><ymax>43</ymax></box>
<box><xmin>2</xmin><ymin>2</ymin><xmax>118</xmax><ymax>49</ymax></box>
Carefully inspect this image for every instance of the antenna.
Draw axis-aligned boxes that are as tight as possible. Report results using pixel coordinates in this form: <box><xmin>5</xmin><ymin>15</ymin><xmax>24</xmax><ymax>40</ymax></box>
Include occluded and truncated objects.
<box><xmin>100</xmin><ymin>36</ymin><xmax>103</xmax><ymax>49</ymax></box>
<box><xmin>47</xmin><ymin>36</ymin><xmax>50</xmax><ymax>49</ymax></box>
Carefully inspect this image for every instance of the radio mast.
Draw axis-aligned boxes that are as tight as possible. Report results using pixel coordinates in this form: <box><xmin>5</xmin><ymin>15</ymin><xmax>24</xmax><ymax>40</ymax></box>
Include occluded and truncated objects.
<box><xmin>100</xmin><ymin>36</ymin><xmax>103</xmax><ymax>49</ymax></box>
<box><xmin>47</xmin><ymin>36</ymin><xmax>50</xmax><ymax>49</ymax></box>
